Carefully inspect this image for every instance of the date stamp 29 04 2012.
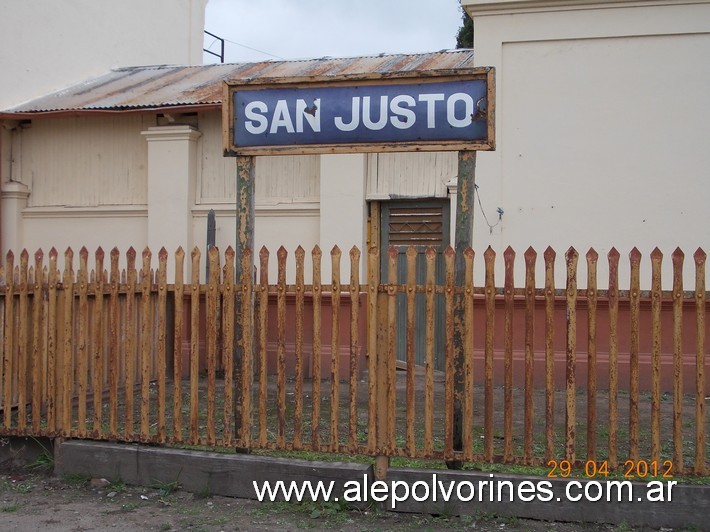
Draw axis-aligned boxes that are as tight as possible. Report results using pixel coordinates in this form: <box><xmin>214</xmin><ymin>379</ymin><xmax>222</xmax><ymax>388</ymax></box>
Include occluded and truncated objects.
<box><xmin>547</xmin><ymin>459</ymin><xmax>674</xmax><ymax>479</ymax></box>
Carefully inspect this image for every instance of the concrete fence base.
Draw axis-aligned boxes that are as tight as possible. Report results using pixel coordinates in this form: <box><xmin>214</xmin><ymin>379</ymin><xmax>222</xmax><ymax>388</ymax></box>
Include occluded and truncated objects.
<box><xmin>49</xmin><ymin>440</ymin><xmax>709</xmax><ymax>529</ymax></box>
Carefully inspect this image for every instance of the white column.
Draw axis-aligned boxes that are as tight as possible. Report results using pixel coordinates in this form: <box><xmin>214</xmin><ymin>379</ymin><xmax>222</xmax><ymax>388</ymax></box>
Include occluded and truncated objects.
<box><xmin>319</xmin><ymin>153</ymin><xmax>367</xmax><ymax>280</ymax></box>
<box><xmin>141</xmin><ymin>125</ymin><xmax>201</xmax><ymax>279</ymax></box>
<box><xmin>1</xmin><ymin>181</ymin><xmax>30</xmax><ymax>256</ymax></box>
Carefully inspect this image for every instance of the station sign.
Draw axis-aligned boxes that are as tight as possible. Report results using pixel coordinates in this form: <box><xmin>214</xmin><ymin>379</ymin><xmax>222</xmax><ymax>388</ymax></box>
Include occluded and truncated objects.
<box><xmin>223</xmin><ymin>68</ymin><xmax>494</xmax><ymax>155</ymax></box>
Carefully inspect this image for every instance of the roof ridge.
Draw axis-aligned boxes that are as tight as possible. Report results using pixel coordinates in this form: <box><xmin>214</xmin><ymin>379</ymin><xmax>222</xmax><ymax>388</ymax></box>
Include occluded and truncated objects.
<box><xmin>110</xmin><ymin>49</ymin><xmax>473</xmax><ymax>72</ymax></box>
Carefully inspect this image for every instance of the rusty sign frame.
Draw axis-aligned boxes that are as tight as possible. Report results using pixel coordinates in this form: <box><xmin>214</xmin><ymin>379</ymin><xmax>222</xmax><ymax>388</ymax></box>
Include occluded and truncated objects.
<box><xmin>222</xmin><ymin>68</ymin><xmax>495</xmax><ymax>156</ymax></box>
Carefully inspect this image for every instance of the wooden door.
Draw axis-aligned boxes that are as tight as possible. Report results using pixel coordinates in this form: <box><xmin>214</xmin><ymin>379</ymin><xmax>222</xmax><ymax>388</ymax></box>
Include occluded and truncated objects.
<box><xmin>380</xmin><ymin>200</ymin><xmax>450</xmax><ymax>370</ymax></box>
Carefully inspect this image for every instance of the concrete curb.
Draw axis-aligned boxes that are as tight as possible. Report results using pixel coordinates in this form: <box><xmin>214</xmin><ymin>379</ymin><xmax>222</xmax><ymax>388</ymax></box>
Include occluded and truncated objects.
<box><xmin>54</xmin><ymin>440</ymin><xmax>707</xmax><ymax>528</ymax></box>
<box><xmin>386</xmin><ymin>467</ymin><xmax>706</xmax><ymax>529</ymax></box>
<box><xmin>54</xmin><ymin>440</ymin><xmax>372</xmax><ymax>501</ymax></box>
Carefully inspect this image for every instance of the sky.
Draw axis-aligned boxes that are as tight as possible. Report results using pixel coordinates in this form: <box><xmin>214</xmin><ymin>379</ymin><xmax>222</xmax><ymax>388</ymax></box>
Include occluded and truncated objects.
<box><xmin>203</xmin><ymin>0</ymin><xmax>465</xmax><ymax>64</ymax></box>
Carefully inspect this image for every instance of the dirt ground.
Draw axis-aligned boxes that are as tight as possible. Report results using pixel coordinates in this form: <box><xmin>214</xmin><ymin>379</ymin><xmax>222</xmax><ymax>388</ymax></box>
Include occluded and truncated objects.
<box><xmin>0</xmin><ymin>468</ymin><xmax>643</xmax><ymax>532</ymax></box>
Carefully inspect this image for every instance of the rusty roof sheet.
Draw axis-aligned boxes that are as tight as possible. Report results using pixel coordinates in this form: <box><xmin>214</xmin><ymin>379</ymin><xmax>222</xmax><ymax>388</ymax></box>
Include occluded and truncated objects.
<box><xmin>1</xmin><ymin>50</ymin><xmax>476</xmax><ymax>117</ymax></box>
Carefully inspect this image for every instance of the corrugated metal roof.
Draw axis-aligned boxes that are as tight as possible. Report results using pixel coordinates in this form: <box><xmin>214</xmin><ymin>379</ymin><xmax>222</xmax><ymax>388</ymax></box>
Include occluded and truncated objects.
<box><xmin>0</xmin><ymin>50</ymin><xmax>476</xmax><ymax>117</ymax></box>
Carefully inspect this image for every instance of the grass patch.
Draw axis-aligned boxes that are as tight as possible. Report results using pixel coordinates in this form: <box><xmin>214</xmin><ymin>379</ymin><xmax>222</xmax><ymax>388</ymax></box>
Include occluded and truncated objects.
<box><xmin>251</xmin><ymin>448</ymin><xmax>371</xmax><ymax>464</ymax></box>
<box><xmin>257</xmin><ymin>499</ymin><xmax>359</xmax><ymax>527</ymax></box>
<box><xmin>63</xmin><ymin>473</ymin><xmax>91</xmax><ymax>488</ymax></box>
<box><xmin>109</xmin><ymin>479</ymin><xmax>127</xmax><ymax>492</ymax></box>
<box><xmin>193</xmin><ymin>484</ymin><xmax>212</xmax><ymax>499</ymax></box>
<box><xmin>24</xmin><ymin>438</ymin><xmax>54</xmax><ymax>472</ymax></box>
<box><xmin>153</xmin><ymin>478</ymin><xmax>181</xmax><ymax>498</ymax></box>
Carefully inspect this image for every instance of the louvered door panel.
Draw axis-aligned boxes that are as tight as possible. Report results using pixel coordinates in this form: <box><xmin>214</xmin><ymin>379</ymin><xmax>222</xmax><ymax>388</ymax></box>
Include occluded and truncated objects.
<box><xmin>380</xmin><ymin>200</ymin><xmax>450</xmax><ymax>370</ymax></box>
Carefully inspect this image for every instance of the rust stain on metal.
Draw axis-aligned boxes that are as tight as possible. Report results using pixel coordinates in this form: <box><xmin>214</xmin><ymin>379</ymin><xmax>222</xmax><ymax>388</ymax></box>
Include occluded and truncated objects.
<box><xmin>444</xmin><ymin>246</ymin><xmax>455</xmax><ymax>459</ymax></box>
<box><xmin>405</xmin><ymin>245</ymin><xmax>417</xmax><ymax>456</ymax></box>
<box><xmin>629</xmin><ymin>247</ymin><xmax>641</xmax><ymax>460</ymax></box>
<box><xmin>171</xmin><ymin>247</ymin><xmax>185</xmax><ymax>443</ymax></box>
<box><xmin>483</xmin><ymin>246</ymin><xmax>496</xmax><ymax>462</ymax></box>
<box><xmin>348</xmin><ymin>246</ymin><xmax>361</xmax><ymax>453</ymax></box>
<box><xmin>367</xmin><ymin>245</ymin><xmax>379</xmax><ymax>454</ymax></box>
<box><xmin>29</xmin><ymin>247</ymin><xmax>44</xmax><ymax>433</ymax></box>
<box><xmin>46</xmin><ymin>249</ymin><xmax>59</xmax><ymax>433</ymax></box>
<box><xmin>564</xmin><ymin>247</ymin><xmax>578</xmax><ymax>463</ymax></box>
<box><xmin>543</xmin><ymin>246</ymin><xmax>556</xmax><ymax>463</ymax></box>
<box><xmin>277</xmin><ymin>246</ymin><xmax>288</xmax><ymax>449</ymax></box>
<box><xmin>156</xmin><ymin>248</ymin><xmax>168</xmax><ymax>443</ymax></box>
<box><xmin>424</xmin><ymin>246</ymin><xmax>437</xmax><ymax>456</ymax></box>
<box><xmin>523</xmin><ymin>246</ymin><xmax>536</xmax><ymax>465</ymax></box>
<box><xmin>222</xmin><ymin>246</ymin><xmax>236</xmax><ymax>447</ymax></box>
<box><xmin>694</xmin><ymin>247</ymin><xmax>706</xmax><ymax>475</ymax></box>
<box><xmin>3</xmin><ymin>251</ymin><xmax>15</xmax><ymax>430</ymax></box>
<box><xmin>2</xmin><ymin>50</ymin><xmax>476</xmax><ymax>117</ymax></box>
<box><xmin>586</xmin><ymin>248</ymin><xmax>598</xmax><ymax>463</ymax></box>
<box><xmin>503</xmin><ymin>246</ymin><xmax>515</xmax><ymax>463</ymax></box>
<box><xmin>311</xmin><ymin>245</ymin><xmax>323</xmax><ymax>449</ymax></box>
<box><xmin>650</xmin><ymin>247</ymin><xmax>662</xmax><ymax>463</ymax></box>
<box><xmin>238</xmin><ymin>246</ymin><xmax>253</xmax><ymax>448</ymax></box>
<box><xmin>628</xmin><ymin>247</ymin><xmax>641</xmax><ymax>462</ymax></box>
<box><xmin>463</xmin><ymin>246</ymin><xmax>475</xmax><ymax>461</ymax></box>
<box><xmin>17</xmin><ymin>250</ymin><xmax>30</xmax><ymax>433</ymax></box>
<box><xmin>125</xmin><ymin>247</ymin><xmax>136</xmax><ymax>441</ymax></box>
<box><xmin>387</xmin><ymin>245</ymin><xmax>398</xmax><ymax>452</ymax></box>
<box><xmin>607</xmin><ymin>247</ymin><xmax>620</xmax><ymax>469</ymax></box>
<box><xmin>206</xmin><ymin>247</ymin><xmax>220</xmax><ymax>445</ymax></box>
<box><xmin>330</xmin><ymin>246</ymin><xmax>342</xmax><ymax>452</ymax></box>
<box><xmin>294</xmin><ymin>246</ymin><xmax>305</xmax><ymax>449</ymax></box>
<box><xmin>188</xmin><ymin>248</ymin><xmax>200</xmax><ymax>444</ymax></box>
<box><xmin>30</xmin><ymin>250</ymin><xmax>45</xmax><ymax>435</ymax></box>
<box><xmin>258</xmin><ymin>247</ymin><xmax>270</xmax><ymax>447</ymax></box>
<box><xmin>671</xmin><ymin>247</ymin><xmax>684</xmax><ymax>473</ymax></box>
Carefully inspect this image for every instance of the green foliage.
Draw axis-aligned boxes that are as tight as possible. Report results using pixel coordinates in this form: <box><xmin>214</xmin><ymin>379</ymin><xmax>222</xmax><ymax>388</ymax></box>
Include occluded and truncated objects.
<box><xmin>62</xmin><ymin>473</ymin><xmax>90</xmax><ymax>488</ymax></box>
<box><xmin>24</xmin><ymin>451</ymin><xmax>53</xmax><ymax>472</ymax></box>
<box><xmin>194</xmin><ymin>484</ymin><xmax>212</xmax><ymax>499</ymax></box>
<box><xmin>109</xmin><ymin>479</ymin><xmax>127</xmax><ymax>492</ymax></box>
<box><xmin>456</xmin><ymin>8</ymin><xmax>473</xmax><ymax>49</ymax></box>
<box><xmin>305</xmin><ymin>499</ymin><xmax>349</xmax><ymax>520</ymax></box>
<box><xmin>153</xmin><ymin>478</ymin><xmax>181</xmax><ymax>498</ymax></box>
<box><xmin>152</xmin><ymin>467</ymin><xmax>183</xmax><ymax>499</ymax></box>
<box><xmin>24</xmin><ymin>438</ymin><xmax>54</xmax><ymax>472</ymax></box>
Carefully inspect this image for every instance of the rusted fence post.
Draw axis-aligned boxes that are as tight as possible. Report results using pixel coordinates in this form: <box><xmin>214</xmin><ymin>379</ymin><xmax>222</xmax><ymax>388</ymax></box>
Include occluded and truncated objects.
<box><xmin>234</xmin><ymin>155</ymin><xmax>255</xmax><ymax>449</ymax></box>
<box><xmin>449</xmin><ymin>150</ymin><xmax>476</xmax><ymax>468</ymax></box>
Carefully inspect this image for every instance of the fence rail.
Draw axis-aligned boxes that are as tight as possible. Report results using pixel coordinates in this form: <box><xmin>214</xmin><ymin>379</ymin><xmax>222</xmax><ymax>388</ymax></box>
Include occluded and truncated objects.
<box><xmin>0</xmin><ymin>244</ymin><xmax>708</xmax><ymax>475</ymax></box>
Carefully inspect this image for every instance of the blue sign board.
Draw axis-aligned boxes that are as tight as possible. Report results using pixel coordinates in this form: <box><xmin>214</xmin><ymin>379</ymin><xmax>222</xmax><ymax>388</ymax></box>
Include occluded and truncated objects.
<box><xmin>224</xmin><ymin>70</ymin><xmax>494</xmax><ymax>155</ymax></box>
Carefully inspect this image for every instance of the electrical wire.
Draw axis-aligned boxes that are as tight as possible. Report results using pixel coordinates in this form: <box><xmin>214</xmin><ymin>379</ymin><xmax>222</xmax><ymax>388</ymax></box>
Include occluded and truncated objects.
<box><xmin>221</xmin><ymin>37</ymin><xmax>285</xmax><ymax>60</ymax></box>
<box><xmin>474</xmin><ymin>184</ymin><xmax>503</xmax><ymax>234</ymax></box>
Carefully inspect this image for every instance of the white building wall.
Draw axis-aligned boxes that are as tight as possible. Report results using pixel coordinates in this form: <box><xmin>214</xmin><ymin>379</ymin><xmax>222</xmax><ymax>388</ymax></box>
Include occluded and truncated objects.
<box><xmin>320</xmin><ymin>154</ymin><xmax>368</xmax><ymax>283</ymax></box>
<box><xmin>21</xmin><ymin>212</ymin><xmax>148</xmax><ymax>265</ymax></box>
<box><xmin>192</xmin><ymin>206</ymin><xmax>321</xmax><ymax>283</ymax></box>
<box><xmin>366</xmin><ymin>152</ymin><xmax>458</xmax><ymax>200</ymax></box>
<box><xmin>0</xmin><ymin>0</ymin><xmax>207</xmax><ymax>110</ymax></box>
<box><xmin>15</xmin><ymin>115</ymin><xmax>151</xmax><ymax>207</ymax></box>
<box><xmin>461</xmin><ymin>0</ymin><xmax>710</xmax><ymax>286</ymax></box>
<box><xmin>2</xmin><ymin>115</ymin><xmax>152</xmax><ymax>262</ymax></box>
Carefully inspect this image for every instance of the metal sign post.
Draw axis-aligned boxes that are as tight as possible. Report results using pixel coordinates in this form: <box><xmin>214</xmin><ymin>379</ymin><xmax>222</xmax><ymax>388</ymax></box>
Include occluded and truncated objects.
<box><xmin>234</xmin><ymin>155</ymin><xmax>255</xmax><ymax>446</ymax></box>
<box><xmin>450</xmin><ymin>150</ymin><xmax>476</xmax><ymax>468</ymax></box>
